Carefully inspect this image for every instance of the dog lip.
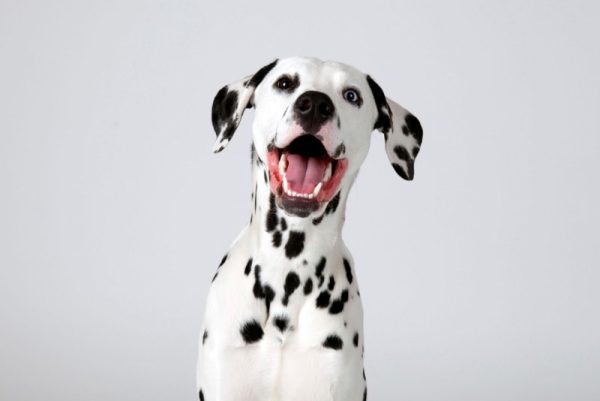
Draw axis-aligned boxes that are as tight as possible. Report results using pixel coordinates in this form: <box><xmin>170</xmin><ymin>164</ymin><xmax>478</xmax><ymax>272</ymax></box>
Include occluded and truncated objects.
<box><xmin>277</xmin><ymin>194</ymin><xmax>320</xmax><ymax>217</ymax></box>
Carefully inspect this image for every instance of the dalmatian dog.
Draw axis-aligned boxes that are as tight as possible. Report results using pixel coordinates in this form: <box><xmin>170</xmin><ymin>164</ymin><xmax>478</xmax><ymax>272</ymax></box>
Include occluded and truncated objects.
<box><xmin>197</xmin><ymin>57</ymin><xmax>423</xmax><ymax>401</ymax></box>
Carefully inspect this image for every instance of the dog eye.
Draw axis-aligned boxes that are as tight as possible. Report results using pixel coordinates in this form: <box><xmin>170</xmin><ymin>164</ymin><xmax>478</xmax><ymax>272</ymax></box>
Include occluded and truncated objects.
<box><xmin>274</xmin><ymin>75</ymin><xmax>297</xmax><ymax>92</ymax></box>
<box><xmin>343</xmin><ymin>88</ymin><xmax>362</xmax><ymax>106</ymax></box>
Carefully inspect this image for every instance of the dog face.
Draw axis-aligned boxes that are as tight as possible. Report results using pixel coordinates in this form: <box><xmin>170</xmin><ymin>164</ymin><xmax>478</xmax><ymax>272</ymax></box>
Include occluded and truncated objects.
<box><xmin>211</xmin><ymin>57</ymin><xmax>423</xmax><ymax>217</ymax></box>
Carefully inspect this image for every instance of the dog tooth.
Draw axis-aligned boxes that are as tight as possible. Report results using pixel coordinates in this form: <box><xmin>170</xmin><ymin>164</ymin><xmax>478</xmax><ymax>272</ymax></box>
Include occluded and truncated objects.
<box><xmin>312</xmin><ymin>182</ymin><xmax>323</xmax><ymax>197</ymax></box>
<box><xmin>279</xmin><ymin>153</ymin><xmax>287</xmax><ymax>175</ymax></box>
<box><xmin>323</xmin><ymin>163</ymin><xmax>332</xmax><ymax>182</ymax></box>
<box><xmin>283</xmin><ymin>176</ymin><xmax>289</xmax><ymax>193</ymax></box>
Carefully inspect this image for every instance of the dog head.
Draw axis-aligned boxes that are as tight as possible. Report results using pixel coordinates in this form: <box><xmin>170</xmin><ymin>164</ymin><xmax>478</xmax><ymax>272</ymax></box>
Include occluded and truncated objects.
<box><xmin>211</xmin><ymin>57</ymin><xmax>423</xmax><ymax>217</ymax></box>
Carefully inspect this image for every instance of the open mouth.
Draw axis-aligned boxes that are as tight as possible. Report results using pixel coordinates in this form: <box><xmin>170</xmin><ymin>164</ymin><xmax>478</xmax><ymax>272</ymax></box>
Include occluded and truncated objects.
<box><xmin>267</xmin><ymin>135</ymin><xmax>348</xmax><ymax>216</ymax></box>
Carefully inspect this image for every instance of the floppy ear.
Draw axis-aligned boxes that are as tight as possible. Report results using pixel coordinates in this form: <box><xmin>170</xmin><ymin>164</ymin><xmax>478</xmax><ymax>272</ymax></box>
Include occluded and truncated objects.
<box><xmin>211</xmin><ymin>59</ymin><xmax>278</xmax><ymax>153</ymax></box>
<box><xmin>367</xmin><ymin>75</ymin><xmax>423</xmax><ymax>180</ymax></box>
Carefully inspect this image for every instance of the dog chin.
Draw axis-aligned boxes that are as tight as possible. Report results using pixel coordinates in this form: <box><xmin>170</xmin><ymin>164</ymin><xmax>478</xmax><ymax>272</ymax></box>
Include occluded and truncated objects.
<box><xmin>266</xmin><ymin>135</ymin><xmax>348</xmax><ymax>218</ymax></box>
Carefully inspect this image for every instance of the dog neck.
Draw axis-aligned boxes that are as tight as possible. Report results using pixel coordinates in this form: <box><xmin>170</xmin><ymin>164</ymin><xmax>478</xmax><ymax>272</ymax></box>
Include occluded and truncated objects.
<box><xmin>248</xmin><ymin>149</ymin><xmax>348</xmax><ymax>260</ymax></box>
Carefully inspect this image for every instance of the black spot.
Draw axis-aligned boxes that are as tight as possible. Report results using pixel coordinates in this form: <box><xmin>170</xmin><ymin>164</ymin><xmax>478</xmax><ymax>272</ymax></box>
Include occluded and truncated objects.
<box><xmin>343</xmin><ymin>258</ymin><xmax>354</xmax><ymax>284</ymax></box>
<box><xmin>247</xmin><ymin>59</ymin><xmax>279</xmax><ymax>88</ymax></box>
<box><xmin>325</xmin><ymin>191</ymin><xmax>341</xmax><ymax>215</ymax></box>
<box><xmin>333</xmin><ymin>143</ymin><xmax>346</xmax><ymax>158</ymax></box>
<box><xmin>329</xmin><ymin>289</ymin><xmax>349</xmax><ymax>315</ymax></box>
<box><xmin>315</xmin><ymin>257</ymin><xmax>326</xmax><ymax>278</ymax></box>
<box><xmin>240</xmin><ymin>319</ymin><xmax>264</xmax><ymax>344</ymax></box>
<box><xmin>263</xmin><ymin>169</ymin><xmax>268</xmax><ymax>183</ymax></box>
<box><xmin>363</xmin><ymin>368</ymin><xmax>366</xmax><ymax>380</ymax></box>
<box><xmin>202</xmin><ymin>330</ymin><xmax>208</xmax><ymax>345</ymax></box>
<box><xmin>272</xmin><ymin>231</ymin><xmax>282</xmax><ymax>247</ymax></box>
<box><xmin>218</xmin><ymin>254</ymin><xmax>228</xmax><ymax>267</ymax></box>
<box><xmin>252</xmin><ymin>265</ymin><xmax>275</xmax><ymax>315</ymax></box>
<box><xmin>322</xmin><ymin>334</ymin><xmax>343</xmax><ymax>350</ymax></box>
<box><xmin>318</xmin><ymin>275</ymin><xmax>325</xmax><ymax>288</ymax></box>
<box><xmin>212</xmin><ymin>272</ymin><xmax>218</xmax><ymax>282</ymax></box>
<box><xmin>366</xmin><ymin>75</ymin><xmax>392</xmax><ymax>134</ymax></box>
<box><xmin>402</xmin><ymin>125</ymin><xmax>409</xmax><ymax>135</ymax></box>
<box><xmin>405</xmin><ymin>113</ymin><xmax>423</xmax><ymax>144</ymax></box>
<box><xmin>393</xmin><ymin>145</ymin><xmax>410</xmax><ymax>161</ymax></box>
<box><xmin>363</xmin><ymin>387</ymin><xmax>367</xmax><ymax>401</ymax></box>
<box><xmin>328</xmin><ymin>275</ymin><xmax>335</xmax><ymax>291</ymax></box>
<box><xmin>312</xmin><ymin>192</ymin><xmax>341</xmax><ymax>226</ymax></box>
<box><xmin>353</xmin><ymin>332</ymin><xmax>359</xmax><ymax>347</ymax></box>
<box><xmin>279</xmin><ymin>217</ymin><xmax>287</xmax><ymax>231</ymax></box>
<box><xmin>282</xmin><ymin>271</ymin><xmax>300</xmax><ymax>306</ymax></box>
<box><xmin>285</xmin><ymin>231</ymin><xmax>305</xmax><ymax>258</ymax></box>
<box><xmin>244</xmin><ymin>258</ymin><xmax>253</xmax><ymax>275</ymax></box>
<box><xmin>211</xmin><ymin>87</ymin><xmax>238</xmax><ymax>135</ymax></box>
<box><xmin>316</xmin><ymin>290</ymin><xmax>331</xmax><ymax>308</ymax></box>
<box><xmin>329</xmin><ymin>300</ymin><xmax>344</xmax><ymax>314</ymax></box>
<box><xmin>266</xmin><ymin>194</ymin><xmax>278</xmax><ymax>232</ymax></box>
<box><xmin>253</xmin><ymin>265</ymin><xmax>264</xmax><ymax>298</ymax></box>
<box><xmin>199</xmin><ymin>389</ymin><xmax>204</xmax><ymax>401</ymax></box>
<box><xmin>273</xmin><ymin>315</ymin><xmax>289</xmax><ymax>332</ymax></box>
<box><xmin>264</xmin><ymin>285</ymin><xmax>275</xmax><ymax>315</ymax></box>
<box><xmin>392</xmin><ymin>147</ymin><xmax>415</xmax><ymax>180</ymax></box>
<box><xmin>412</xmin><ymin>146</ymin><xmax>420</xmax><ymax>158</ymax></box>
<box><xmin>392</xmin><ymin>163</ymin><xmax>411</xmax><ymax>180</ymax></box>
<box><xmin>303</xmin><ymin>278</ymin><xmax>313</xmax><ymax>295</ymax></box>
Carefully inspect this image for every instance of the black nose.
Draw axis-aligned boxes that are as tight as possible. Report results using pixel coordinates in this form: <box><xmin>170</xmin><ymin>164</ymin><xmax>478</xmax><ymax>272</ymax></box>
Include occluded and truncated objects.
<box><xmin>293</xmin><ymin>91</ymin><xmax>335</xmax><ymax>134</ymax></box>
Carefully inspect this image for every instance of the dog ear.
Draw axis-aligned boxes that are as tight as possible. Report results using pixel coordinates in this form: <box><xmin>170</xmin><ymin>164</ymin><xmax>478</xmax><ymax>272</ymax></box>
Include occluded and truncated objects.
<box><xmin>366</xmin><ymin>75</ymin><xmax>423</xmax><ymax>180</ymax></box>
<box><xmin>211</xmin><ymin>59</ymin><xmax>278</xmax><ymax>153</ymax></box>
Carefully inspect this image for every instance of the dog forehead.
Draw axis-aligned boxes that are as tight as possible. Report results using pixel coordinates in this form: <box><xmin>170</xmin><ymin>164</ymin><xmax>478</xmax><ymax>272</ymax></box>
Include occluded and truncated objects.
<box><xmin>271</xmin><ymin>57</ymin><xmax>366</xmax><ymax>87</ymax></box>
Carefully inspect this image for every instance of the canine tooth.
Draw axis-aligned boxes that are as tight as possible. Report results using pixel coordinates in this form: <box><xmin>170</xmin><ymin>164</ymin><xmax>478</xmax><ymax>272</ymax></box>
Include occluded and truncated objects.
<box><xmin>323</xmin><ymin>163</ymin><xmax>332</xmax><ymax>182</ymax></box>
<box><xmin>283</xmin><ymin>175</ymin><xmax>289</xmax><ymax>193</ymax></box>
<box><xmin>279</xmin><ymin>153</ymin><xmax>287</xmax><ymax>175</ymax></box>
<box><xmin>312</xmin><ymin>182</ymin><xmax>323</xmax><ymax>197</ymax></box>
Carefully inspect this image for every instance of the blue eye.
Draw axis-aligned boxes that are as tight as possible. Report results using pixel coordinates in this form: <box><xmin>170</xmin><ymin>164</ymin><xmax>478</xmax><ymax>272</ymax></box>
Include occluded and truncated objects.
<box><xmin>343</xmin><ymin>88</ymin><xmax>361</xmax><ymax>105</ymax></box>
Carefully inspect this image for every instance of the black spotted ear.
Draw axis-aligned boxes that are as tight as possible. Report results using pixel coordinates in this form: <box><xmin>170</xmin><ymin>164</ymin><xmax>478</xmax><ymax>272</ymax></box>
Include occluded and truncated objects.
<box><xmin>367</xmin><ymin>75</ymin><xmax>423</xmax><ymax>180</ymax></box>
<box><xmin>211</xmin><ymin>59</ymin><xmax>278</xmax><ymax>153</ymax></box>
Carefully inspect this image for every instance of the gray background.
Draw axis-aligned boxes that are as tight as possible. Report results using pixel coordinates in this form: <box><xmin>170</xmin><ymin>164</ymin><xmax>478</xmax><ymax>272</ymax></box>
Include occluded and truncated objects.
<box><xmin>1</xmin><ymin>0</ymin><xmax>599</xmax><ymax>400</ymax></box>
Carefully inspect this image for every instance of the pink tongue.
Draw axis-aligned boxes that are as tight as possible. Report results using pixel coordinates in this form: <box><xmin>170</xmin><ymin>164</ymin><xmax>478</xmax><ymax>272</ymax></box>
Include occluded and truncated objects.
<box><xmin>286</xmin><ymin>153</ymin><xmax>328</xmax><ymax>194</ymax></box>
